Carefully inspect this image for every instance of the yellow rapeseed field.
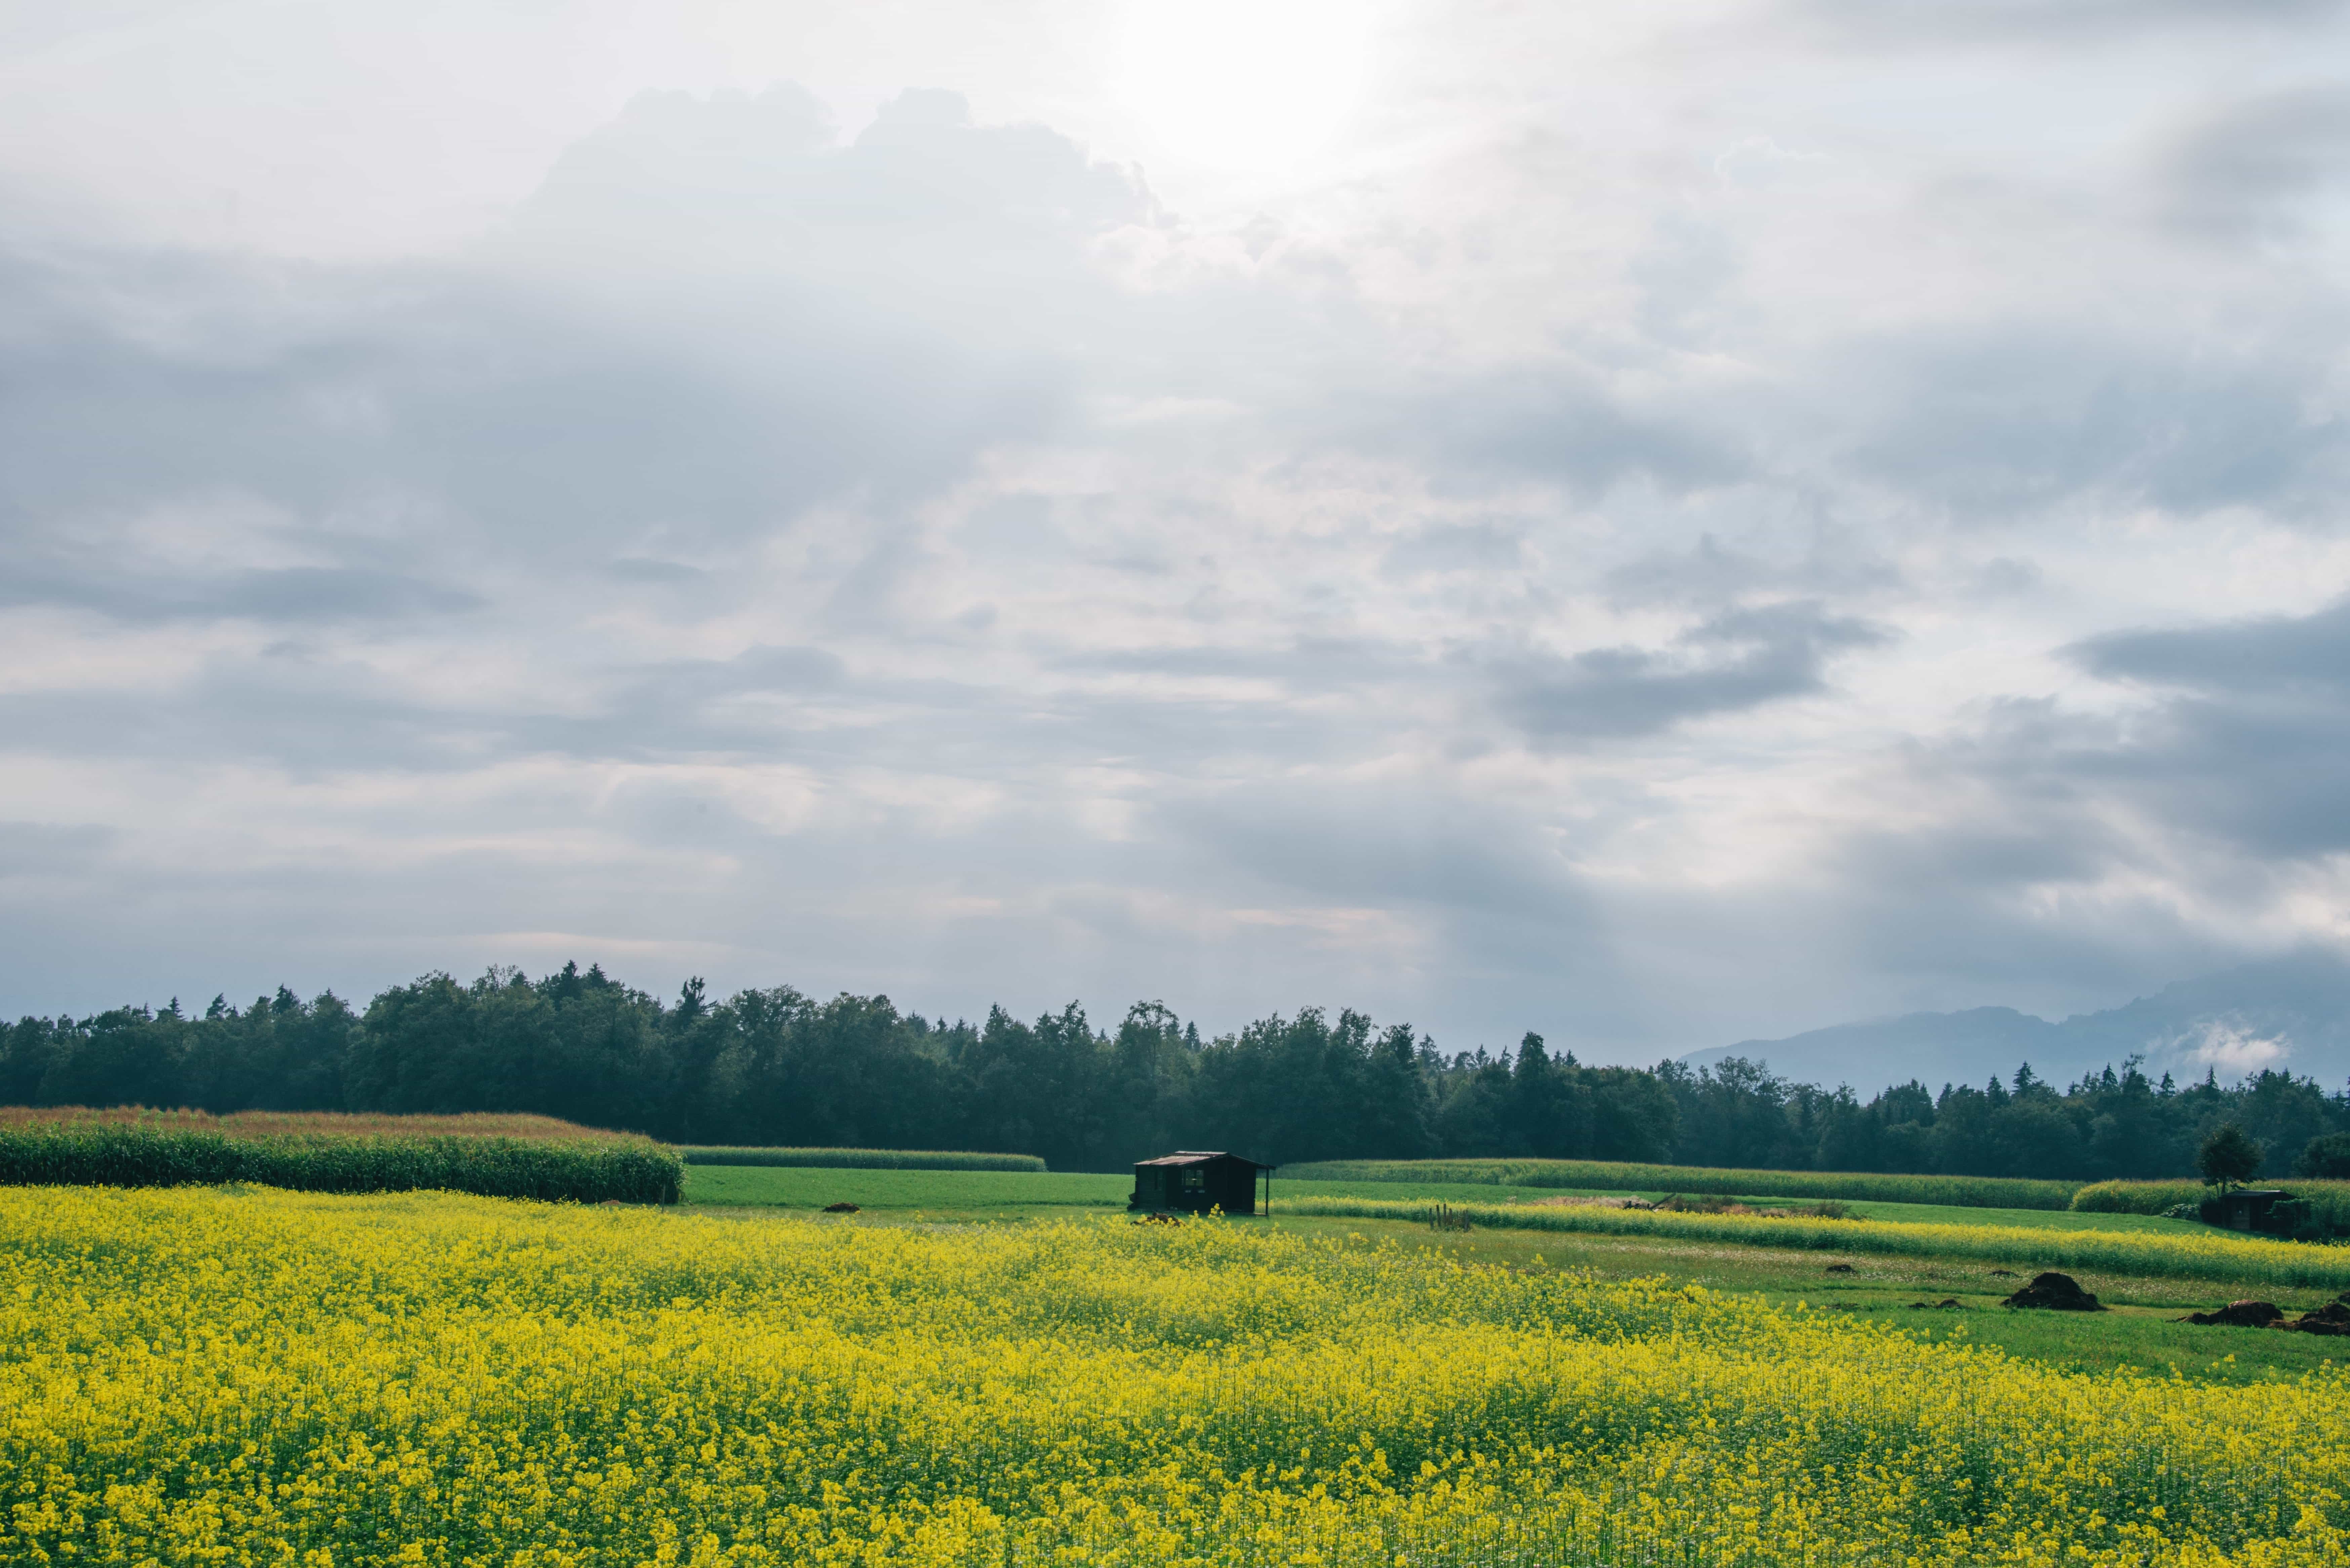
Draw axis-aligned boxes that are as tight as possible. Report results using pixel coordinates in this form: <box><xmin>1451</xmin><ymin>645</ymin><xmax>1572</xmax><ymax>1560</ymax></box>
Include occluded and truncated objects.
<box><xmin>1</xmin><ymin>1188</ymin><xmax>2345</xmax><ymax>1568</ymax></box>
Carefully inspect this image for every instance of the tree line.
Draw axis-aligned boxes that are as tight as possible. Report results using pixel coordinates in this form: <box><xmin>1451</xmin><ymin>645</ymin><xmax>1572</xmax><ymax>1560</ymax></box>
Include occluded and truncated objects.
<box><xmin>5</xmin><ymin>963</ymin><xmax>2347</xmax><ymax>1179</ymax></box>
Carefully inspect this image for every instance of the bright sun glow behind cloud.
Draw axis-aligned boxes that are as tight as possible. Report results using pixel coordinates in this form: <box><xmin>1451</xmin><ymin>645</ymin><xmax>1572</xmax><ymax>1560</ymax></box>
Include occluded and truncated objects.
<box><xmin>1109</xmin><ymin>0</ymin><xmax>1373</xmax><ymax>173</ymax></box>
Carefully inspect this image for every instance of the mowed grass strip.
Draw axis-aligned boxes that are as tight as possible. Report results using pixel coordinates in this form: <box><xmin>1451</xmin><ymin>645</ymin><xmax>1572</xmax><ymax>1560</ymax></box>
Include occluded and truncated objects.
<box><xmin>684</xmin><ymin>1165</ymin><xmax>1130</xmax><ymax>1209</ymax></box>
<box><xmin>679</xmin><ymin>1146</ymin><xmax>1046</xmax><ymax>1170</ymax></box>
<box><xmin>1280</xmin><ymin>1156</ymin><xmax>2078</xmax><ymax>1209</ymax></box>
<box><xmin>1276</xmin><ymin>1194</ymin><xmax>2350</xmax><ymax>1290</ymax></box>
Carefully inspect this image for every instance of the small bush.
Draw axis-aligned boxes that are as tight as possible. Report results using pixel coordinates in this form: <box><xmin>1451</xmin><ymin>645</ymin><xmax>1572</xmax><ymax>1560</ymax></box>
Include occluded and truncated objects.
<box><xmin>678</xmin><ymin>1147</ymin><xmax>1047</xmax><ymax>1172</ymax></box>
<box><xmin>0</xmin><ymin>1125</ymin><xmax>683</xmax><ymax>1203</ymax></box>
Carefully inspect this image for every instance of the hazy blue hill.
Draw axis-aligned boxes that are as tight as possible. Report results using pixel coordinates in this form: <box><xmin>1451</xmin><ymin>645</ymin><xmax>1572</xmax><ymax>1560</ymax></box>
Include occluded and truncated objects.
<box><xmin>1682</xmin><ymin>952</ymin><xmax>2350</xmax><ymax>1096</ymax></box>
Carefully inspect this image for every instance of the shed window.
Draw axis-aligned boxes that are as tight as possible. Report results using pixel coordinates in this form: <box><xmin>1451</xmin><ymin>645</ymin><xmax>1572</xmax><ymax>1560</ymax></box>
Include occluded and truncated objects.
<box><xmin>1183</xmin><ymin>1168</ymin><xmax>1205</xmax><ymax>1191</ymax></box>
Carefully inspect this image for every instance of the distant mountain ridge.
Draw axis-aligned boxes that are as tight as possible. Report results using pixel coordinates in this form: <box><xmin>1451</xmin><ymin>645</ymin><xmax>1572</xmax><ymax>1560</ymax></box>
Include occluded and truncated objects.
<box><xmin>1680</xmin><ymin>953</ymin><xmax>2350</xmax><ymax>1096</ymax></box>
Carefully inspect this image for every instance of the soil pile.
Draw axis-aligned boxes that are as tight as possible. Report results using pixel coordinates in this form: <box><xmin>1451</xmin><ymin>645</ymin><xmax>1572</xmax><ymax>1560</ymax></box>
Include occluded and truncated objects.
<box><xmin>2180</xmin><ymin>1299</ymin><xmax>2282</xmax><ymax>1327</ymax></box>
<box><xmin>2277</xmin><ymin>1295</ymin><xmax>2350</xmax><ymax>1336</ymax></box>
<box><xmin>2002</xmin><ymin>1272</ymin><xmax>2105</xmax><ymax>1311</ymax></box>
<box><xmin>823</xmin><ymin>1202</ymin><xmax>860</xmax><ymax>1213</ymax></box>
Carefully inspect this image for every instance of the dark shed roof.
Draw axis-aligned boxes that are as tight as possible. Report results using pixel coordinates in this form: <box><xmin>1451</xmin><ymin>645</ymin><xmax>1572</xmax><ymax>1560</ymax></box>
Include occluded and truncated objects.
<box><xmin>1135</xmin><ymin>1150</ymin><xmax>1276</xmax><ymax>1168</ymax></box>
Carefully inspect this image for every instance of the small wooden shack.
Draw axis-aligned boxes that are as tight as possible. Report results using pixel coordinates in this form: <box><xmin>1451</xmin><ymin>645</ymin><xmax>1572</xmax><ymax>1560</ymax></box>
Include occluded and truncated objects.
<box><xmin>2208</xmin><ymin>1188</ymin><xmax>2289</xmax><ymax>1233</ymax></box>
<box><xmin>1130</xmin><ymin>1151</ymin><xmax>1274</xmax><ymax>1217</ymax></box>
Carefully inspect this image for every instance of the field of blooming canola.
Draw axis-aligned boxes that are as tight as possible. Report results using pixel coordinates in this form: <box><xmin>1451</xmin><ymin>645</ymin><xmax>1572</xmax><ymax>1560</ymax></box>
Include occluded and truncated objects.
<box><xmin>2</xmin><ymin>1188</ymin><xmax>2346</xmax><ymax>1568</ymax></box>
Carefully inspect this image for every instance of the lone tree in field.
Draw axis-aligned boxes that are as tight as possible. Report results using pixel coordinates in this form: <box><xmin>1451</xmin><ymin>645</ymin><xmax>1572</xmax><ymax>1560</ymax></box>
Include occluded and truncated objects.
<box><xmin>2197</xmin><ymin>1122</ymin><xmax>2263</xmax><ymax>1192</ymax></box>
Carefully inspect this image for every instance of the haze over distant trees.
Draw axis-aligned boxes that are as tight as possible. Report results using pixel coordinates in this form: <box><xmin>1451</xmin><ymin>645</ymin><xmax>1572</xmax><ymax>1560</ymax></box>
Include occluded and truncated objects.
<box><xmin>5</xmin><ymin>964</ymin><xmax>2346</xmax><ymax>1179</ymax></box>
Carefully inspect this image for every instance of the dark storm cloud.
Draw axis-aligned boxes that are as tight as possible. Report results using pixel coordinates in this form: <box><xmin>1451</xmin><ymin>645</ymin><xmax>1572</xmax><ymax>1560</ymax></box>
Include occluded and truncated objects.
<box><xmin>1496</xmin><ymin>603</ymin><xmax>1891</xmax><ymax>746</ymax></box>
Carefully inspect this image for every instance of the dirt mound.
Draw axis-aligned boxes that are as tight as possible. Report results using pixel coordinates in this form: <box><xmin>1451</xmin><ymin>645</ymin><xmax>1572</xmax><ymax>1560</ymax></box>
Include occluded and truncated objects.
<box><xmin>822</xmin><ymin>1202</ymin><xmax>860</xmax><ymax>1213</ymax></box>
<box><xmin>1824</xmin><ymin>1263</ymin><xmax>1855</xmax><ymax>1273</ymax></box>
<box><xmin>2179</xmin><ymin>1299</ymin><xmax>2282</xmax><ymax>1328</ymax></box>
<box><xmin>2002</xmin><ymin>1272</ymin><xmax>2105</xmax><ymax>1311</ymax></box>
<box><xmin>2276</xmin><ymin>1295</ymin><xmax>2350</xmax><ymax>1336</ymax></box>
<box><xmin>1906</xmin><ymin>1298</ymin><xmax>1960</xmax><ymax>1310</ymax></box>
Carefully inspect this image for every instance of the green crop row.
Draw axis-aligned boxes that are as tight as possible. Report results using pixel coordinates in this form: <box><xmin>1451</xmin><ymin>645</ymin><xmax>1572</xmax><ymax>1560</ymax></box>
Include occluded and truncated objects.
<box><xmin>1275</xmin><ymin>1194</ymin><xmax>2350</xmax><ymax>1289</ymax></box>
<box><xmin>1277</xmin><ymin>1157</ymin><xmax>2079</xmax><ymax>1210</ymax></box>
<box><xmin>677</xmin><ymin>1146</ymin><xmax>1047</xmax><ymax>1171</ymax></box>
<box><xmin>0</xmin><ymin>1124</ymin><xmax>683</xmax><ymax>1203</ymax></box>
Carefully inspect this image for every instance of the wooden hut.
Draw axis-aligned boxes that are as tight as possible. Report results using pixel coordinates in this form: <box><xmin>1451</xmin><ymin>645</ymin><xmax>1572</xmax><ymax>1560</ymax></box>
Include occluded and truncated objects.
<box><xmin>2207</xmin><ymin>1188</ymin><xmax>2289</xmax><ymax>1233</ymax></box>
<box><xmin>1130</xmin><ymin>1151</ymin><xmax>1274</xmax><ymax>1216</ymax></box>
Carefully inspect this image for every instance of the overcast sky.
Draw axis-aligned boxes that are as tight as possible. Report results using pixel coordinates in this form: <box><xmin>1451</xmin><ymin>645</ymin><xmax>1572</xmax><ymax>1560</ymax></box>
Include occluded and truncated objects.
<box><xmin>4</xmin><ymin>0</ymin><xmax>2349</xmax><ymax>1058</ymax></box>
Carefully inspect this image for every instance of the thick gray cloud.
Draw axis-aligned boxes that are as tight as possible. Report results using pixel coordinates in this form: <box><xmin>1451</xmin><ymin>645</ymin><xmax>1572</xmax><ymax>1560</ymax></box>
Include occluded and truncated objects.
<box><xmin>1836</xmin><ymin>324</ymin><xmax>2350</xmax><ymax>520</ymax></box>
<box><xmin>1497</xmin><ymin>604</ymin><xmax>1892</xmax><ymax>746</ymax></box>
<box><xmin>2059</xmin><ymin>599</ymin><xmax>2350</xmax><ymax>858</ymax></box>
<box><xmin>2158</xmin><ymin>87</ymin><xmax>2350</xmax><ymax>241</ymax></box>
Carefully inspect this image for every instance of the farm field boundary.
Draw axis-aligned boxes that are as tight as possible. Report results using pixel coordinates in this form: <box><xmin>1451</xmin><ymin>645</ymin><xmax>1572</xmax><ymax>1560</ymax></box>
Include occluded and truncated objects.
<box><xmin>679</xmin><ymin>1146</ymin><xmax>1045</xmax><ymax>1170</ymax></box>
<box><xmin>1279</xmin><ymin>1157</ymin><xmax>2077</xmax><ymax>1210</ymax></box>
<box><xmin>1275</xmin><ymin>1194</ymin><xmax>2350</xmax><ymax>1290</ymax></box>
<box><xmin>0</xmin><ymin>1123</ymin><xmax>682</xmax><ymax>1203</ymax></box>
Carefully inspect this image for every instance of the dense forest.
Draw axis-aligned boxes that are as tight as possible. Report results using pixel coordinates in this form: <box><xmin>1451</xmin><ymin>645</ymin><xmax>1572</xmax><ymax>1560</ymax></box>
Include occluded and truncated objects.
<box><xmin>5</xmin><ymin>964</ymin><xmax>2347</xmax><ymax>1179</ymax></box>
